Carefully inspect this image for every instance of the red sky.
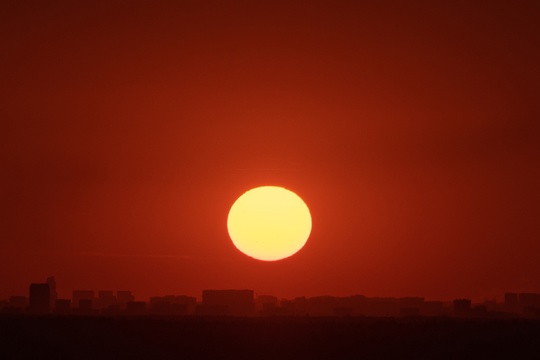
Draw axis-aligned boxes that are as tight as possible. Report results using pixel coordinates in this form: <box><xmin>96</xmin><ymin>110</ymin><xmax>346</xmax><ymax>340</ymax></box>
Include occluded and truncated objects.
<box><xmin>1</xmin><ymin>1</ymin><xmax>539</xmax><ymax>302</ymax></box>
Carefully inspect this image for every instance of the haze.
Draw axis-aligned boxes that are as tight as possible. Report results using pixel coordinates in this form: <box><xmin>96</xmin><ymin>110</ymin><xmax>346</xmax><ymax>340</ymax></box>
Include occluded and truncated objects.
<box><xmin>1</xmin><ymin>1</ymin><xmax>539</xmax><ymax>302</ymax></box>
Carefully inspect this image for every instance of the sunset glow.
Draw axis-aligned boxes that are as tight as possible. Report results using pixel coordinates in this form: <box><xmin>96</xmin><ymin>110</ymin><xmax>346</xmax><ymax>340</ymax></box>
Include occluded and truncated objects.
<box><xmin>227</xmin><ymin>186</ymin><xmax>312</xmax><ymax>261</ymax></box>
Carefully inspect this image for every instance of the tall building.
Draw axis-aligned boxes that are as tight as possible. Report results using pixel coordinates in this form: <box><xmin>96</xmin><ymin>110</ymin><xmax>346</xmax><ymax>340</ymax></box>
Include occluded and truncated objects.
<box><xmin>46</xmin><ymin>277</ymin><xmax>57</xmax><ymax>309</ymax></box>
<box><xmin>29</xmin><ymin>283</ymin><xmax>51</xmax><ymax>314</ymax></box>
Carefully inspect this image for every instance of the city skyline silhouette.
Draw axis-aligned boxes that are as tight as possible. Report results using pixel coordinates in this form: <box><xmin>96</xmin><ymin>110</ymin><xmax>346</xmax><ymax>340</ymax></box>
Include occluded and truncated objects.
<box><xmin>2</xmin><ymin>276</ymin><xmax>540</xmax><ymax>319</ymax></box>
<box><xmin>3</xmin><ymin>277</ymin><xmax>540</xmax><ymax>359</ymax></box>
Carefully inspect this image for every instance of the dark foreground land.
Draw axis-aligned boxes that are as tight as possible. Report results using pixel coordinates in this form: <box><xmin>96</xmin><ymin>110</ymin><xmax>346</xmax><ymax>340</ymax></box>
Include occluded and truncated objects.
<box><xmin>1</xmin><ymin>316</ymin><xmax>540</xmax><ymax>359</ymax></box>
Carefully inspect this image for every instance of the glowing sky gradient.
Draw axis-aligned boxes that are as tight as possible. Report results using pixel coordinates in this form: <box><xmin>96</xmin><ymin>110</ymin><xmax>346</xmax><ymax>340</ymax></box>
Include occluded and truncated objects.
<box><xmin>1</xmin><ymin>1</ymin><xmax>539</xmax><ymax>301</ymax></box>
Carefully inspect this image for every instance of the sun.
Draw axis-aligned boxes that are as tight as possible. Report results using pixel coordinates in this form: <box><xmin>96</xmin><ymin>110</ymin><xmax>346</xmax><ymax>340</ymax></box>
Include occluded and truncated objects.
<box><xmin>227</xmin><ymin>186</ymin><xmax>312</xmax><ymax>261</ymax></box>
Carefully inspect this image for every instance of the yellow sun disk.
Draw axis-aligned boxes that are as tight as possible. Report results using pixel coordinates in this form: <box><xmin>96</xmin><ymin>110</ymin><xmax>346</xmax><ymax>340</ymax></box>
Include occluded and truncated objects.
<box><xmin>227</xmin><ymin>186</ymin><xmax>312</xmax><ymax>261</ymax></box>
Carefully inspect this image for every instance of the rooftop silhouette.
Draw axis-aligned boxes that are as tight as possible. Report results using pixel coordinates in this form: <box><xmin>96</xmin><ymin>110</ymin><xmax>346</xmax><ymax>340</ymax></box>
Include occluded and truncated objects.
<box><xmin>2</xmin><ymin>277</ymin><xmax>540</xmax><ymax>319</ymax></box>
<box><xmin>2</xmin><ymin>277</ymin><xmax>540</xmax><ymax>359</ymax></box>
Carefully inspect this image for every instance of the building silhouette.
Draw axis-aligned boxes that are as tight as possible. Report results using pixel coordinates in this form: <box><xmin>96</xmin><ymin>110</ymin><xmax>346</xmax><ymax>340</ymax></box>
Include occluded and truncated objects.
<box><xmin>150</xmin><ymin>295</ymin><xmax>196</xmax><ymax>315</ymax></box>
<box><xmin>29</xmin><ymin>283</ymin><xmax>50</xmax><ymax>314</ymax></box>
<box><xmin>117</xmin><ymin>291</ymin><xmax>135</xmax><ymax>308</ymax></box>
<box><xmin>256</xmin><ymin>295</ymin><xmax>279</xmax><ymax>315</ymax></box>
<box><xmin>201</xmin><ymin>289</ymin><xmax>254</xmax><ymax>316</ymax></box>
<box><xmin>453</xmin><ymin>299</ymin><xmax>472</xmax><ymax>316</ymax></box>
<box><xmin>1</xmin><ymin>296</ymin><xmax>28</xmax><ymax>314</ymax></box>
<box><xmin>97</xmin><ymin>291</ymin><xmax>116</xmax><ymax>309</ymax></box>
<box><xmin>519</xmin><ymin>293</ymin><xmax>540</xmax><ymax>317</ymax></box>
<box><xmin>9</xmin><ymin>296</ymin><xmax>28</xmax><ymax>309</ymax></box>
<box><xmin>519</xmin><ymin>293</ymin><xmax>540</xmax><ymax>307</ymax></box>
<box><xmin>2</xmin><ymin>277</ymin><xmax>539</xmax><ymax>319</ymax></box>
<box><xmin>72</xmin><ymin>290</ymin><xmax>94</xmax><ymax>309</ymax></box>
<box><xmin>46</xmin><ymin>277</ymin><xmax>57</xmax><ymax>309</ymax></box>
<box><xmin>54</xmin><ymin>299</ymin><xmax>71</xmax><ymax>314</ymax></box>
<box><xmin>126</xmin><ymin>301</ymin><xmax>147</xmax><ymax>315</ymax></box>
<box><xmin>504</xmin><ymin>292</ymin><xmax>518</xmax><ymax>306</ymax></box>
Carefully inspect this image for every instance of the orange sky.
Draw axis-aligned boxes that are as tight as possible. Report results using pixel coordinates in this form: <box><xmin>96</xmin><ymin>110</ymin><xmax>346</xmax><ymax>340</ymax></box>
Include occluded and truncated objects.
<box><xmin>1</xmin><ymin>1</ymin><xmax>539</xmax><ymax>302</ymax></box>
